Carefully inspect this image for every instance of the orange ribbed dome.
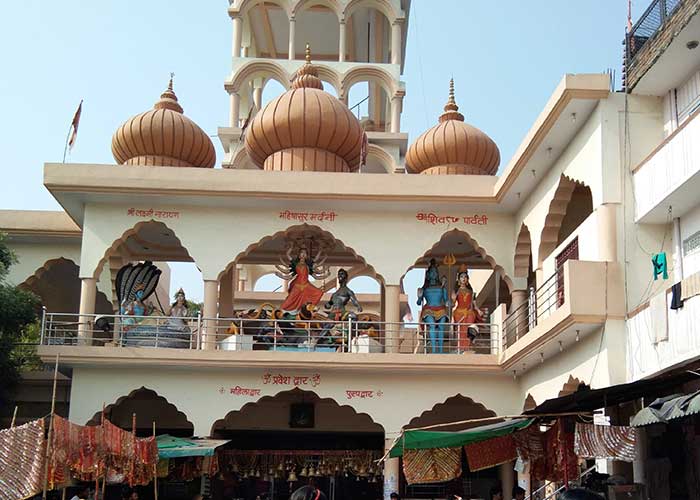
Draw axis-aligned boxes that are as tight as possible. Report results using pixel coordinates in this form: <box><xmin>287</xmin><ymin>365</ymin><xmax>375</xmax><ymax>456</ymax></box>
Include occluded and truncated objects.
<box><xmin>406</xmin><ymin>79</ymin><xmax>500</xmax><ymax>175</ymax></box>
<box><xmin>245</xmin><ymin>45</ymin><xmax>364</xmax><ymax>172</ymax></box>
<box><xmin>112</xmin><ymin>79</ymin><xmax>216</xmax><ymax>168</ymax></box>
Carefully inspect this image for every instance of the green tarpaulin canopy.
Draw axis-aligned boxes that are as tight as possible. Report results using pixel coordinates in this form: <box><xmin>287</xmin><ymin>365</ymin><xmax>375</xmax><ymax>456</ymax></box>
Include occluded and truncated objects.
<box><xmin>388</xmin><ymin>418</ymin><xmax>534</xmax><ymax>458</ymax></box>
<box><xmin>156</xmin><ymin>434</ymin><xmax>230</xmax><ymax>458</ymax></box>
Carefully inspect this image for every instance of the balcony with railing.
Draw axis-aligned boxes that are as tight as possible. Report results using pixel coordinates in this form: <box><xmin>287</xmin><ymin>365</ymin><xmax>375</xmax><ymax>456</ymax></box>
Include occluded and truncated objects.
<box><xmin>37</xmin><ymin>312</ymin><xmax>501</xmax><ymax>371</ymax></box>
<box><xmin>633</xmin><ymin>107</ymin><xmax>700</xmax><ymax>222</ymax></box>
<box><xmin>500</xmin><ymin>260</ymin><xmax>620</xmax><ymax>368</ymax></box>
<box><xmin>624</xmin><ymin>0</ymin><xmax>698</xmax><ymax>92</ymax></box>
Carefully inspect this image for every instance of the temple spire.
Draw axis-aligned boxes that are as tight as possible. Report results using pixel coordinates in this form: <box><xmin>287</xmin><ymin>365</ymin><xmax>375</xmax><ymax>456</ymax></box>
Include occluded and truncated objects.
<box><xmin>439</xmin><ymin>78</ymin><xmax>464</xmax><ymax>123</ymax></box>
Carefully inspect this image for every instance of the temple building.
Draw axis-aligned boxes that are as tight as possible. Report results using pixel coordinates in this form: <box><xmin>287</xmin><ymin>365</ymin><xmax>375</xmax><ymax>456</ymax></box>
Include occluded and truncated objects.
<box><xmin>3</xmin><ymin>0</ymin><xmax>700</xmax><ymax>498</ymax></box>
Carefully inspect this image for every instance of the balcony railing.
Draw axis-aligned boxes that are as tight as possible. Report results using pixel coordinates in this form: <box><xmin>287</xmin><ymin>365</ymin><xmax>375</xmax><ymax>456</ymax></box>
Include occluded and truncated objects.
<box><xmin>626</xmin><ymin>0</ymin><xmax>682</xmax><ymax>62</ymax></box>
<box><xmin>502</xmin><ymin>268</ymin><xmax>563</xmax><ymax>350</ymax></box>
<box><xmin>39</xmin><ymin>312</ymin><xmax>500</xmax><ymax>356</ymax></box>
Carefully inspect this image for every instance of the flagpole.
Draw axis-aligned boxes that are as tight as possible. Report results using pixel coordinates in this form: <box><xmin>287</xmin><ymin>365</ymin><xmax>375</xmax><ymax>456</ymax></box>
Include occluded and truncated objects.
<box><xmin>62</xmin><ymin>122</ymin><xmax>73</xmax><ymax>164</ymax></box>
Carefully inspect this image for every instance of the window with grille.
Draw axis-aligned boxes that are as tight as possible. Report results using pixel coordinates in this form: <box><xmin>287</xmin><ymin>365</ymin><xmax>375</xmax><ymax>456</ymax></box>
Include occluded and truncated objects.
<box><xmin>683</xmin><ymin>230</ymin><xmax>700</xmax><ymax>256</ymax></box>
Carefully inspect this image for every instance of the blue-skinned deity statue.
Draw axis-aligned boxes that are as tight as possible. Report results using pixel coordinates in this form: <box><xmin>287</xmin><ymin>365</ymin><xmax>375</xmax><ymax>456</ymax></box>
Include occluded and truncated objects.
<box><xmin>416</xmin><ymin>258</ymin><xmax>450</xmax><ymax>353</ymax></box>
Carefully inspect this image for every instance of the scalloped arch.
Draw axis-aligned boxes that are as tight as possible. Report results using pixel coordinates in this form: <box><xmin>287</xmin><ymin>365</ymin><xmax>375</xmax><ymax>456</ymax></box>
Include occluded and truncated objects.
<box><xmin>20</xmin><ymin>257</ymin><xmax>77</xmax><ymax>289</ymax></box>
<box><xmin>341</xmin><ymin>66</ymin><xmax>397</xmax><ymax>98</ymax></box>
<box><xmin>86</xmin><ymin>386</ymin><xmax>194</xmax><ymax>434</ymax></box>
<box><xmin>537</xmin><ymin>174</ymin><xmax>589</xmax><ymax>266</ymax></box>
<box><xmin>93</xmin><ymin>220</ymin><xmax>194</xmax><ymax>280</ymax></box>
<box><xmin>405</xmin><ymin>394</ymin><xmax>498</xmax><ymax>431</ymax></box>
<box><xmin>230</xmin><ymin>60</ymin><xmax>291</xmax><ymax>94</ymax></box>
<box><xmin>210</xmin><ymin>387</ymin><xmax>384</xmax><ymax>436</ymax></box>
<box><xmin>514</xmin><ymin>224</ymin><xmax>532</xmax><ymax>279</ymax></box>
<box><xmin>218</xmin><ymin>223</ymin><xmax>385</xmax><ymax>284</ymax></box>
<box><xmin>405</xmin><ymin>228</ymin><xmax>514</xmax><ymax>292</ymax></box>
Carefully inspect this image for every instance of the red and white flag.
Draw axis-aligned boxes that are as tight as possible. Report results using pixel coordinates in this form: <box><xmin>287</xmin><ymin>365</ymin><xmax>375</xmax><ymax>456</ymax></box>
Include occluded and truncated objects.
<box><xmin>68</xmin><ymin>100</ymin><xmax>83</xmax><ymax>151</ymax></box>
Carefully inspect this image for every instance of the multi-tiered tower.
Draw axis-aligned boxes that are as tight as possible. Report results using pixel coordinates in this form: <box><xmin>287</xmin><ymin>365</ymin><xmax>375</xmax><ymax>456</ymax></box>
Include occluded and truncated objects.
<box><xmin>219</xmin><ymin>0</ymin><xmax>410</xmax><ymax>173</ymax></box>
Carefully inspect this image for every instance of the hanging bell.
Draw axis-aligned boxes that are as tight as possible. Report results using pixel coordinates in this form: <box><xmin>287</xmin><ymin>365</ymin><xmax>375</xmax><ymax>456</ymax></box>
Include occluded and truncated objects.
<box><xmin>233</xmin><ymin>463</ymin><xmax>239</xmax><ymax>473</ymax></box>
<box><xmin>300</xmin><ymin>466</ymin><xmax>308</xmax><ymax>477</ymax></box>
<box><xmin>288</xmin><ymin>470</ymin><xmax>298</xmax><ymax>482</ymax></box>
<box><xmin>255</xmin><ymin>469</ymin><xmax>261</xmax><ymax>478</ymax></box>
<box><xmin>269</xmin><ymin>467</ymin><xmax>275</xmax><ymax>475</ymax></box>
<box><xmin>278</xmin><ymin>462</ymin><xmax>284</xmax><ymax>472</ymax></box>
<box><xmin>309</xmin><ymin>466</ymin><xmax>317</xmax><ymax>477</ymax></box>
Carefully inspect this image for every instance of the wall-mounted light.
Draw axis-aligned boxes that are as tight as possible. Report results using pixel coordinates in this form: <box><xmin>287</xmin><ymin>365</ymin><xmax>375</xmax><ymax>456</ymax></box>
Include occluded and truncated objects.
<box><xmin>687</xmin><ymin>40</ymin><xmax>699</xmax><ymax>50</ymax></box>
<box><xmin>513</xmin><ymin>370</ymin><xmax>517</xmax><ymax>380</ymax></box>
<box><xmin>575</xmin><ymin>330</ymin><xmax>580</xmax><ymax>342</ymax></box>
<box><xmin>546</xmin><ymin>147</ymin><xmax>553</xmax><ymax>159</ymax></box>
<box><xmin>571</xmin><ymin>112</ymin><xmax>577</xmax><ymax>123</ymax></box>
<box><xmin>559</xmin><ymin>341</ymin><xmax>563</xmax><ymax>352</ymax></box>
<box><xmin>540</xmin><ymin>352</ymin><xmax>544</xmax><ymax>364</ymax></box>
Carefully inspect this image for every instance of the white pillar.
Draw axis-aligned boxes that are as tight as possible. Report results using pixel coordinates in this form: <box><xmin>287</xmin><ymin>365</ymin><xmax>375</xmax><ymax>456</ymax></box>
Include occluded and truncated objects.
<box><xmin>253</xmin><ymin>85</ymin><xmax>263</xmax><ymax>112</ymax></box>
<box><xmin>597</xmin><ymin>203</ymin><xmax>618</xmax><ymax>262</ymax></box>
<box><xmin>390</xmin><ymin>95</ymin><xmax>403</xmax><ymax>133</ymax></box>
<box><xmin>673</xmin><ymin>217</ymin><xmax>684</xmax><ymax>281</ymax></box>
<box><xmin>231</xmin><ymin>16</ymin><xmax>243</xmax><ymax>58</ymax></box>
<box><xmin>229</xmin><ymin>91</ymin><xmax>240</xmax><ymax>128</ymax></box>
<box><xmin>383</xmin><ymin>438</ymin><xmax>399</xmax><ymax>500</ymax></box>
<box><xmin>499</xmin><ymin>461</ymin><xmax>515</xmax><ymax>500</ymax></box>
<box><xmin>384</xmin><ymin>284</ymin><xmax>401</xmax><ymax>353</ymax></box>
<box><xmin>339</xmin><ymin>20</ymin><xmax>346</xmax><ymax>62</ymax></box>
<box><xmin>78</xmin><ymin>277</ymin><xmax>97</xmax><ymax>342</ymax></box>
<box><xmin>510</xmin><ymin>289</ymin><xmax>528</xmax><ymax>342</ymax></box>
<box><xmin>288</xmin><ymin>17</ymin><xmax>296</xmax><ymax>60</ymax></box>
<box><xmin>203</xmin><ymin>279</ymin><xmax>218</xmax><ymax>350</ymax></box>
<box><xmin>391</xmin><ymin>21</ymin><xmax>402</xmax><ymax>66</ymax></box>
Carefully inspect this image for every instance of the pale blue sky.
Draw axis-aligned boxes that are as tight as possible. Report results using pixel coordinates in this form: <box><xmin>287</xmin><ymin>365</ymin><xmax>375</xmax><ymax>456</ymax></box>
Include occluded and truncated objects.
<box><xmin>0</xmin><ymin>1</ymin><xmax>644</xmax><ymax>305</ymax></box>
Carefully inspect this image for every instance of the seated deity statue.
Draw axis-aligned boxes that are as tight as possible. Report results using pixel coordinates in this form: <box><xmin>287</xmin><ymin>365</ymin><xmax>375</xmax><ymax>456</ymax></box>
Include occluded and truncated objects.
<box><xmin>324</xmin><ymin>268</ymin><xmax>363</xmax><ymax>321</ymax></box>
<box><xmin>275</xmin><ymin>245</ymin><xmax>331</xmax><ymax>313</ymax></box>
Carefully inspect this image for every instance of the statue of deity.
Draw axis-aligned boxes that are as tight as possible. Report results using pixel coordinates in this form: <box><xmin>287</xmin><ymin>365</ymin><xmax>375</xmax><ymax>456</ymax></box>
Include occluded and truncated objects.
<box><xmin>121</xmin><ymin>283</ymin><xmax>148</xmax><ymax>325</ymax></box>
<box><xmin>417</xmin><ymin>258</ymin><xmax>450</xmax><ymax>353</ymax></box>
<box><xmin>325</xmin><ymin>268</ymin><xmax>363</xmax><ymax>320</ymax></box>
<box><xmin>451</xmin><ymin>264</ymin><xmax>483</xmax><ymax>353</ymax></box>
<box><xmin>275</xmin><ymin>245</ymin><xmax>331</xmax><ymax>313</ymax></box>
<box><xmin>169</xmin><ymin>288</ymin><xmax>189</xmax><ymax>318</ymax></box>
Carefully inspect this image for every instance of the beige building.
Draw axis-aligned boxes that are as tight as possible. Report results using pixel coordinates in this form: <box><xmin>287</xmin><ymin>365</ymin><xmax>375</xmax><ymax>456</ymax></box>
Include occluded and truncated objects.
<box><xmin>3</xmin><ymin>0</ymin><xmax>700</xmax><ymax>498</ymax></box>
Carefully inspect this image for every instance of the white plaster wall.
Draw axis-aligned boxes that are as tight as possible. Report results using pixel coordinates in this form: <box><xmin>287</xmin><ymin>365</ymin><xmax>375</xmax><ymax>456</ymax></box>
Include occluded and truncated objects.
<box><xmin>69</xmin><ymin>366</ymin><xmax>522</xmax><ymax>437</ymax></box>
<box><xmin>627</xmin><ymin>289</ymin><xmax>700</xmax><ymax>382</ymax></box>
<box><xmin>79</xmin><ymin>203</ymin><xmax>517</xmax><ymax>286</ymax></box>
<box><xmin>516</xmin><ymin>104</ymin><xmax>604</xmax><ymax>269</ymax></box>
<box><xmin>517</xmin><ymin>319</ymin><xmax>627</xmax><ymax>406</ymax></box>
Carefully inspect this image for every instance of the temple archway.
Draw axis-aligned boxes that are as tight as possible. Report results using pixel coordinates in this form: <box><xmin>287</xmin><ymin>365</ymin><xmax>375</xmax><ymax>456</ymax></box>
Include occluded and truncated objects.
<box><xmin>404</xmin><ymin>394</ymin><xmax>499</xmax><ymax>432</ymax></box>
<box><xmin>537</xmin><ymin>175</ymin><xmax>592</xmax><ymax>267</ymax></box>
<box><xmin>403</xmin><ymin>229</ymin><xmax>513</xmax><ymax>322</ymax></box>
<box><xmin>210</xmin><ymin>388</ymin><xmax>384</xmax><ymax>500</ymax></box>
<box><xmin>95</xmin><ymin>220</ymin><xmax>199</xmax><ymax>310</ymax></box>
<box><xmin>21</xmin><ymin>257</ymin><xmax>113</xmax><ymax>314</ymax></box>
<box><xmin>87</xmin><ymin>387</ymin><xmax>194</xmax><ymax>437</ymax></box>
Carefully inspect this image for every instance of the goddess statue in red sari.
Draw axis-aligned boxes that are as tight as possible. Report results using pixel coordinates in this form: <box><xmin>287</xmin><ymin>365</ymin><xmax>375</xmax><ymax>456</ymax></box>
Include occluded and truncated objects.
<box><xmin>451</xmin><ymin>265</ymin><xmax>484</xmax><ymax>352</ymax></box>
<box><xmin>275</xmin><ymin>246</ymin><xmax>330</xmax><ymax>312</ymax></box>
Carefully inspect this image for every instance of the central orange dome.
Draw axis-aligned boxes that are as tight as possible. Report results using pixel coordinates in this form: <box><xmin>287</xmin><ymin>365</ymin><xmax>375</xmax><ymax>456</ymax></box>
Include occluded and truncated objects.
<box><xmin>245</xmin><ymin>45</ymin><xmax>364</xmax><ymax>172</ymax></box>
<box><xmin>406</xmin><ymin>79</ymin><xmax>500</xmax><ymax>175</ymax></box>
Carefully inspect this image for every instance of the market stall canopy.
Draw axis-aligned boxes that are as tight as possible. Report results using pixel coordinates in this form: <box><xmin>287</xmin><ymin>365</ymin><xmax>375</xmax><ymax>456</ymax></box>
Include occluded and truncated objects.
<box><xmin>631</xmin><ymin>390</ymin><xmax>700</xmax><ymax>426</ymax></box>
<box><xmin>157</xmin><ymin>434</ymin><xmax>230</xmax><ymax>458</ymax></box>
<box><xmin>525</xmin><ymin>371</ymin><xmax>696</xmax><ymax>415</ymax></box>
<box><xmin>389</xmin><ymin>419</ymin><xmax>533</xmax><ymax>458</ymax></box>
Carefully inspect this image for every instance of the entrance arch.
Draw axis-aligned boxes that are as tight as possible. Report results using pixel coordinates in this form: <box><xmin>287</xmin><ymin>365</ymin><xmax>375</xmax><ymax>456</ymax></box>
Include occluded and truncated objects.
<box><xmin>404</xmin><ymin>394</ymin><xmax>499</xmax><ymax>432</ymax></box>
<box><xmin>211</xmin><ymin>388</ymin><xmax>384</xmax><ymax>500</ymax></box>
<box><xmin>87</xmin><ymin>386</ymin><xmax>194</xmax><ymax>437</ymax></box>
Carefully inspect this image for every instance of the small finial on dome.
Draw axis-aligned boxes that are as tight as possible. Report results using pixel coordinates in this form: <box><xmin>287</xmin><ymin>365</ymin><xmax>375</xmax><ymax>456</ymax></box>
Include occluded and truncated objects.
<box><xmin>292</xmin><ymin>43</ymin><xmax>323</xmax><ymax>90</ymax></box>
<box><xmin>155</xmin><ymin>75</ymin><xmax>183</xmax><ymax>113</ymax></box>
<box><xmin>439</xmin><ymin>78</ymin><xmax>464</xmax><ymax>123</ymax></box>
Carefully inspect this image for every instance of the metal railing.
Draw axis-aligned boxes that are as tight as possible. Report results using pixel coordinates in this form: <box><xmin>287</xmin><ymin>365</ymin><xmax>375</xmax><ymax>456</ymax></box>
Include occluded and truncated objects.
<box><xmin>39</xmin><ymin>311</ymin><xmax>500</xmax><ymax>356</ymax></box>
<box><xmin>502</xmin><ymin>268</ymin><xmax>563</xmax><ymax>350</ymax></box>
<box><xmin>626</xmin><ymin>0</ymin><xmax>683</xmax><ymax>62</ymax></box>
<box><xmin>526</xmin><ymin>465</ymin><xmax>597</xmax><ymax>500</ymax></box>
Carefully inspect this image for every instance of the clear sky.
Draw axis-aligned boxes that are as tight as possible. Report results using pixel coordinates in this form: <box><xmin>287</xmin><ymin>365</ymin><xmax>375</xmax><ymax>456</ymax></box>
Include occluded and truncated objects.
<box><xmin>0</xmin><ymin>1</ymin><xmax>644</xmax><ymax>305</ymax></box>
